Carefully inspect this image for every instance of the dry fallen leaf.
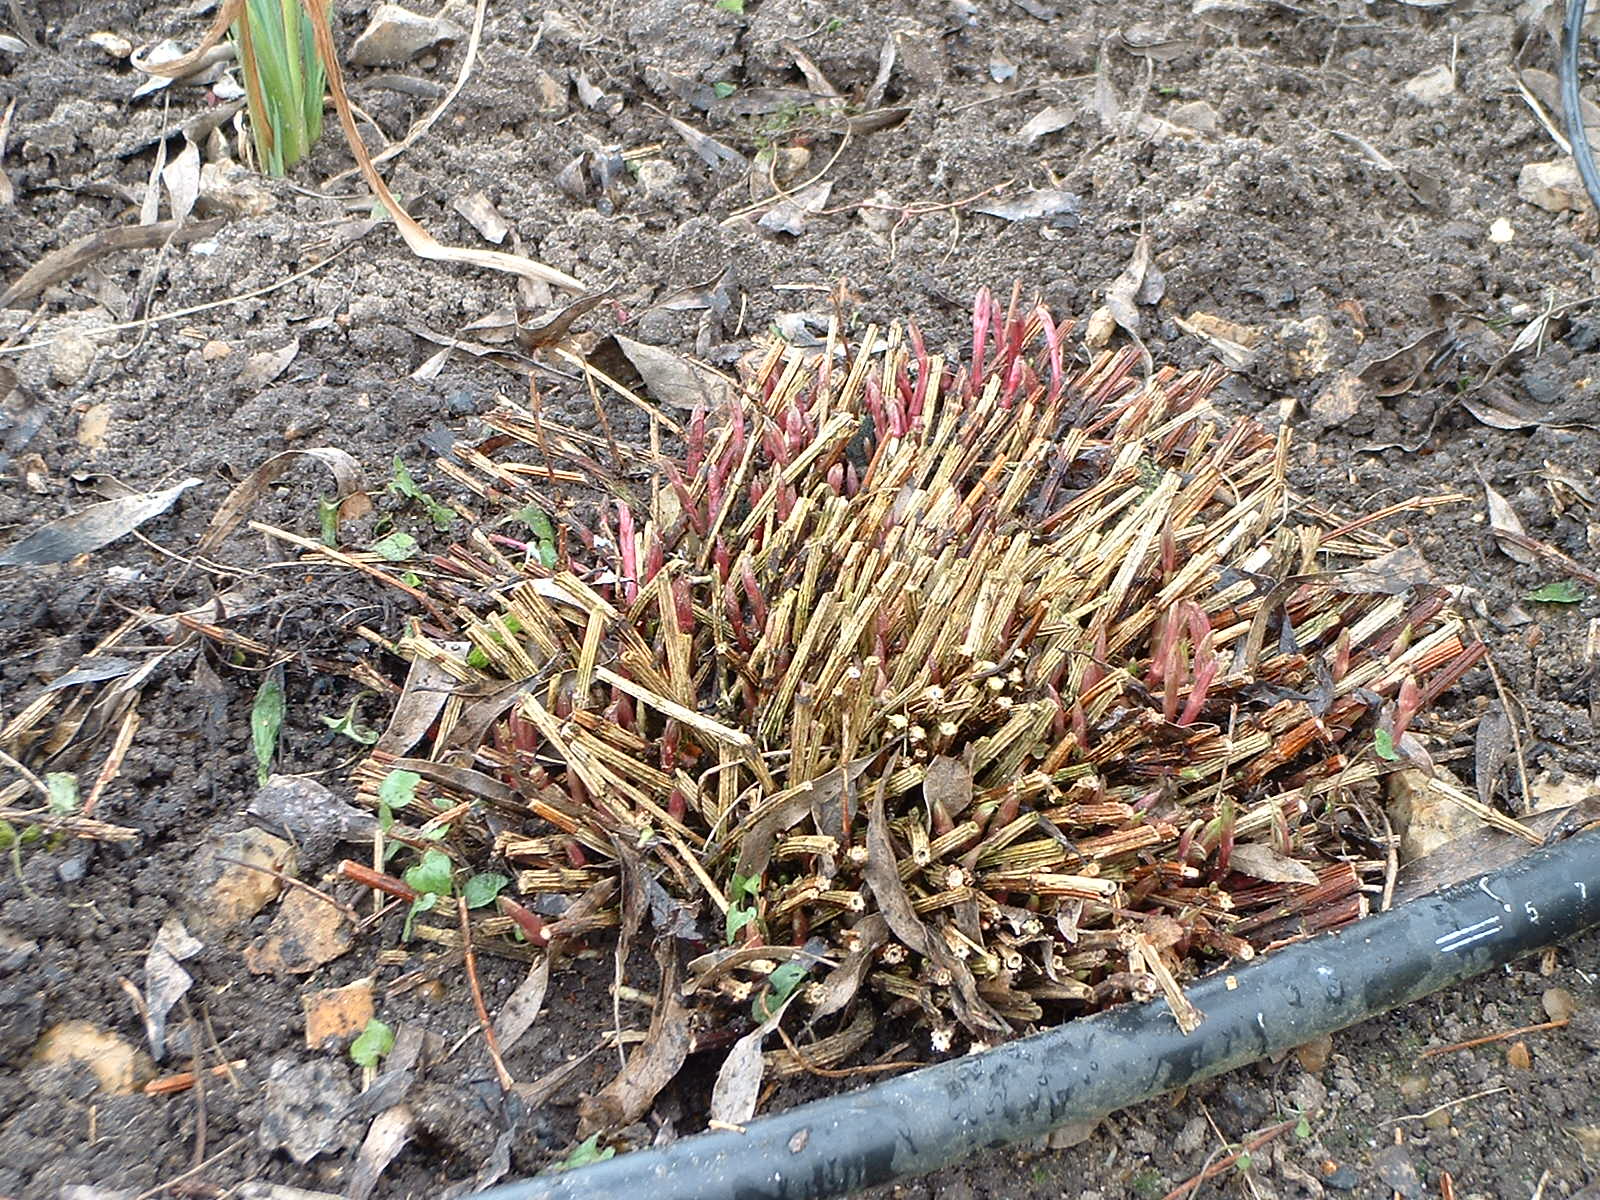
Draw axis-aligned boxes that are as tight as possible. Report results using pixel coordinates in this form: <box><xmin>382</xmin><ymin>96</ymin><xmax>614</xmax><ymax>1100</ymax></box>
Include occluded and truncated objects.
<box><xmin>198</xmin><ymin>447</ymin><xmax>370</xmax><ymax>555</ymax></box>
<box><xmin>143</xmin><ymin>918</ymin><xmax>202</xmax><ymax>1060</ymax></box>
<box><xmin>612</xmin><ymin>335</ymin><xmax>735</xmax><ymax>412</ymax></box>
<box><xmin>492</xmin><ymin>956</ymin><xmax>550</xmax><ymax>1053</ymax></box>
<box><xmin>161</xmin><ymin>138</ymin><xmax>201</xmax><ymax>223</ymax></box>
<box><xmin>976</xmin><ymin>188</ymin><xmax>1080</xmax><ymax>223</ymax></box>
<box><xmin>1019</xmin><ymin>104</ymin><xmax>1074</xmax><ymax>143</ymax></box>
<box><xmin>1483</xmin><ymin>480</ymin><xmax>1537</xmax><ymax>565</ymax></box>
<box><xmin>237</xmin><ymin>339</ymin><xmax>301</xmax><ymax>390</ymax></box>
<box><xmin>757</xmin><ymin>180</ymin><xmax>833</xmax><ymax>236</ymax></box>
<box><xmin>0</xmin><ymin>477</ymin><xmax>201</xmax><ymax>567</ymax></box>
<box><xmin>1229</xmin><ymin>841</ymin><xmax>1319</xmax><ymax>886</ymax></box>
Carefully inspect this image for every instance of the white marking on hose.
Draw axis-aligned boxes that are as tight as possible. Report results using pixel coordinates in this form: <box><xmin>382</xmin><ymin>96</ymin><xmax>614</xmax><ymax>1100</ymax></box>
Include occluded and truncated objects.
<box><xmin>1436</xmin><ymin>917</ymin><xmax>1502</xmax><ymax>953</ymax></box>
<box><xmin>1478</xmin><ymin>877</ymin><xmax>1512</xmax><ymax>912</ymax></box>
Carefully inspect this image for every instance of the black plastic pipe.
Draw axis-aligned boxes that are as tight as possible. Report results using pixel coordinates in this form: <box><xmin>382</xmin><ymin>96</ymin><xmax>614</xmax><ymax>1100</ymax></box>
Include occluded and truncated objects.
<box><xmin>483</xmin><ymin>829</ymin><xmax>1600</xmax><ymax>1200</ymax></box>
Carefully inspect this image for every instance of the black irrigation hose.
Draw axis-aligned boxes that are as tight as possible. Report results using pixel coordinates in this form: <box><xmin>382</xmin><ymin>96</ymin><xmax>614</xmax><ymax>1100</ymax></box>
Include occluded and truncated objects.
<box><xmin>1565</xmin><ymin>0</ymin><xmax>1600</xmax><ymax>212</ymax></box>
<box><xmin>481</xmin><ymin>828</ymin><xmax>1600</xmax><ymax>1200</ymax></box>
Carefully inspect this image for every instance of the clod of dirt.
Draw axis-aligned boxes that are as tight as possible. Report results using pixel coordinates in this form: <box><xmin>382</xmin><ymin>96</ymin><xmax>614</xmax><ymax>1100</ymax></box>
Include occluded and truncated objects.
<box><xmin>1386</xmin><ymin>765</ymin><xmax>1482</xmax><ymax>862</ymax></box>
<box><xmin>349</xmin><ymin>4</ymin><xmax>466</xmax><ymax>66</ymax></box>
<box><xmin>258</xmin><ymin>1057</ymin><xmax>361</xmax><ymax>1164</ymax></box>
<box><xmin>245</xmin><ymin>888</ymin><xmax>354</xmax><ymax>975</ymax></box>
<box><xmin>1402</xmin><ymin>65</ymin><xmax>1456</xmax><ymax>107</ymax></box>
<box><xmin>30</xmin><ymin>1021</ymin><xmax>154</xmax><ymax>1094</ymax></box>
<box><xmin>1543</xmin><ymin>986</ymin><xmax>1579</xmax><ymax>1022</ymax></box>
<box><xmin>1518</xmin><ymin>160</ymin><xmax>1590</xmax><ymax>214</ymax></box>
<box><xmin>302</xmin><ymin>980</ymin><xmax>376</xmax><ymax>1050</ymax></box>
<box><xmin>198</xmin><ymin>161</ymin><xmax>275</xmax><ymax>218</ymax></box>
<box><xmin>182</xmin><ymin>826</ymin><xmax>296</xmax><ymax>936</ymax></box>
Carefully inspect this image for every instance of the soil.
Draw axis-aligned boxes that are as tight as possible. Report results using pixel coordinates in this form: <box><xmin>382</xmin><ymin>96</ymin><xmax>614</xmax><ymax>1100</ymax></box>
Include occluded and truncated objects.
<box><xmin>2</xmin><ymin>0</ymin><xmax>1599</xmax><ymax>1197</ymax></box>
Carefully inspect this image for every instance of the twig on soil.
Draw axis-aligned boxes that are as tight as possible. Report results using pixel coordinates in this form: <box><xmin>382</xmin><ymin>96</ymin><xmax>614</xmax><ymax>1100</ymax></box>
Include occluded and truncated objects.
<box><xmin>130</xmin><ymin>1134</ymin><xmax>248</xmax><ymax>1200</ymax></box>
<box><xmin>1161</xmin><ymin>1117</ymin><xmax>1299</xmax><ymax>1200</ymax></box>
<box><xmin>1415</xmin><ymin>1019</ymin><xmax>1568</xmax><ymax>1061</ymax></box>
<box><xmin>83</xmin><ymin>708</ymin><xmax>139</xmax><ymax>817</ymax></box>
<box><xmin>0</xmin><ymin>218</ymin><xmax>228</xmax><ymax>308</ymax></box>
<box><xmin>459</xmin><ymin>895</ymin><xmax>515</xmax><ymax>1090</ymax></box>
<box><xmin>774</xmin><ymin>1024</ymin><xmax>922</xmax><ymax>1078</ymax></box>
<box><xmin>144</xmin><ymin>1059</ymin><xmax>248</xmax><ymax>1095</ymax></box>
<box><xmin>0</xmin><ymin>802</ymin><xmax>138</xmax><ymax>842</ymax></box>
<box><xmin>0</xmin><ymin>245</ymin><xmax>353</xmax><ymax>357</ymax></box>
<box><xmin>1383</xmin><ymin>1084</ymin><xmax>1509</xmax><ymax>1126</ymax></box>
<box><xmin>217</xmin><ymin>853</ymin><xmax>362</xmax><ymax>922</ymax></box>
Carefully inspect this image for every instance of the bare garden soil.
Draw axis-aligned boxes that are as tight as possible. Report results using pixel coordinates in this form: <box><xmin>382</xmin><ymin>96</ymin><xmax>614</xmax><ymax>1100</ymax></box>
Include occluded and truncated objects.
<box><xmin>2</xmin><ymin>0</ymin><xmax>1599</xmax><ymax>1197</ymax></box>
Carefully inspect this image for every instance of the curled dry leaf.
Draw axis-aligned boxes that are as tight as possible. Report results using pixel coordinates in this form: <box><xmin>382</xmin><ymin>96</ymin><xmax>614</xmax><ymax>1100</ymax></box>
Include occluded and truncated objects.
<box><xmin>346</xmin><ymin>1105</ymin><xmax>414</xmax><ymax>1200</ymax></box>
<box><xmin>1019</xmin><ymin>104</ymin><xmax>1074</xmax><ymax>143</ymax></box>
<box><xmin>666</xmin><ymin>114</ymin><xmax>747</xmax><ymax>170</ymax></box>
<box><xmin>237</xmin><ymin>338</ymin><xmax>301</xmax><ymax>390</ymax></box>
<box><xmin>577</xmin><ymin>943</ymin><xmax>693</xmax><ymax>1134</ymax></box>
<box><xmin>161</xmin><ymin>138</ymin><xmax>201</xmax><ymax>223</ymax></box>
<box><xmin>976</xmin><ymin>188</ymin><xmax>1080</xmax><ymax>222</ymax></box>
<box><xmin>1102</xmin><ymin>233</ymin><xmax>1156</xmax><ymax>341</ymax></box>
<box><xmin>492</xmin><ymin>956</ymin><xmax>550</xmax><ymax>1053</ymax></box>
<box><xmin>0</xmin><ymin>478</ymin><xmax>200</xmax><ymax>567</ymax></box>
<box><xmin>1483</xmin><ymin>480</ymin><xmax>1537</xmax><ymax>565</ymax></box>
<box><xmin>1229</xmin><ymin>841</ymin><xmax>1319</xmax><ymax>886</ymax></box>
<box><xmin>756</xmin><ymin>179</ymin><xmax>833</xmax><ymax>236</ymax></box>
<box><xmin>611</xmin><ymin>335</ymin><xmax>735</xmax><ymax>412</ymax></box>
<box><xmin>1</xmin><ymin>219</ymin><xmax>226</xmax><ymax>308</ymax></box>
<box><xmin>143</xmin><ymin>918</ymin><xmax>202</xmax><ymax>1060</ymax></box>
<box><xmin>198</xmin><ymin>447</ymin><xmax>370</xmax><ymax>555</ymax></box>
<box><xmin>709</xmin><ymin>992</ymin><xmax>799</xmax><ymax>1128</ymax></box>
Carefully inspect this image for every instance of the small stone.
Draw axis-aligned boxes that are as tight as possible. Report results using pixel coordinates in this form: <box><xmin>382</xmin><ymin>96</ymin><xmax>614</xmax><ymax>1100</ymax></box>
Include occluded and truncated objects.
<box><xmin>1506</xmin><ymin>1040</ymin><xmax>1532</xmax><ymax>1069</ymax></box>
<box><xmin>183</xmin><ymin>827</ymin><xmax>296</xmax><ymax>936</ymax></box>
<box><xmin>1488</xmin><ymin>217</ymin><xmax>1514</xmax><ymax>243</ymax></box>
<box><xmin>245</xmin><ymin>888</ymin><xmax>355</xmax><ymax>975</ymax></box>
<box><xmin>1278</xmin><ymin>314</ymin><xmax>1334</xmax><ymax>380</ymax></box>
<box><xmin>1543</xmin><ymin>987</ymin><xmax>1578</xmax><ymax>1022</ymax></box>
<box><xmin>1518</xmin><ymin>159</ymin><xmax>1588</xmax><ymax>213</ymax></box>
<box><xmin>49</xmin><ymin>330</ymin><xmax>98</xmax><ymax>387</ymax></box>
<box><xmin>1321</xmin><ymin>1161</ymin><xmax>1360</xmax><ymax>1190</ymax></box>
<box><xmin>32</xmin><ymin>1021</ymin><xmax>155</xmax><ymax>1094</ymax></box>
<box><xmin>1044</xmin><ymin>1118</ymin><xmax>1099</xmax><ymax>1149</ymax></box>
<box><xmin>76</xmin><ymin>401</ymin><xmax>113</xmax><ymax>448</ymax></box>
<box><xmin>1397</xmin><ymin>1073</ymin><xmax>1429</xmax><ymax>1101</ymax></box>
<box><xmin>87</xmin><ymin>30</ymin><xmax>134</xmax><ymax>57</ymax></box>
<box><xmin>1295</xmin><ymin>1033</ymin><xmax>1333</xmax><ymax>1073</ymax></box>
<box><xmin>532</xmin><ymin>67</ymin><xmax>568</xmax><ymax>116</ymax></box>
<box><xmin>1423</xmin><ymin>1107</ymin><xmax>1451</xmax><ymax>1130</ymax></box>
<box><xmin>1402</xmin><ymin>64</ymin><xmax>1456</xmax><ymax>107</ymax></box>
<box><xmin>1085</xmin><ymin>305</ymin><xmax>1116</xmax><ymax>348</ymax></box>
<box><xmin>1388</xmin><ymin>764</ymin><xmax>1480</xmax><ymax>862</ymax></box>
<box><xmin>1308</xmin><ymin>369</ymin><xmax>1368</xmax><ymax>429</ymax></box>
<box><xmin>350</xmin><ymin>4</ymin><xmax>466</xmax><ymax>66</ymax></box>
<box><xmin>1168</xmin><ymin>99</ymin><xmax>1218</xmax><ymax>133</ymax></box>
<box><xmin>1289</xmin><ymin>1072</ymin><xmax>1327</xmax><ymax>1117</ymax></box>
<box><xmin>202</xmin><ymin>340</ymin><xmax>232</xmax><ymax>362</ymax></box>
<box><xmin>56</xmin><ymin>854</ymin><xmax>88</xmax><ymax>883</ymax></box>
<box><xmin>302</xmin><ymin>981</ymin><xmax>375</xmax><ymax>1049</ymax></box>
<box><xmin>635</xmin><ymin>158</ymin><xmax>683</xmax><ymax>200</ymax></box>
<box><xmin>258</xmin><ymin>1057</ymin><xmax>360</xmax><ymax>1163</ymax></box>
<box><xmin>198</xmin><ymin>161</ymin><xmax>276</xmax><ymax>217</ymax></box>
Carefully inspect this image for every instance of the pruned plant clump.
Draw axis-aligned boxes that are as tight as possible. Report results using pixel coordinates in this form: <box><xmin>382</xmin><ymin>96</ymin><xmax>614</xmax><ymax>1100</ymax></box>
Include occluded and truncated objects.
<box><xmin>350</xmin><ymin>288</ymin><xmax>1481</xmax><ymax>1121</ymax></box>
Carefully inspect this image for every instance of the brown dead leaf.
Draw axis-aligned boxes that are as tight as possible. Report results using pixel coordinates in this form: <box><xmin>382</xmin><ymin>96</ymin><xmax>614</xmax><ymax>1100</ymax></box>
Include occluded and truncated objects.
<box><xmin>143</xmin><ymin>918</ymin><xmax>202</xmax><ymax>1060</ymax></box>
<box><xmin>492</xmin><ymin>956</ymin><xmax>550</xmax><ymax>1053</ymax></box>
<box><xmin>1473</xmin><ymin>704</ymin><xmax>1514</xmax><ymax>812</ymax></box>
<box><xmin>922</xmin><ymin>755</ymin><xmax>973</xmax><ymax>818</ymax></box>
<box><xmin>237</xmin><ymin>339</ymin><xmax>301</xmax><ymax>390</ymax></box>
<box><xmin>577</xmin><ymin>942</ymin><xmax>692</xmax><ymax>1134</ymax></box>
<box><xmin>514</xmin><ymin>289</ymin><xmax>612</xmax><ymax>352</ymax></box>
<box><xmin>198</xmin><ymin>447</ymin><xmax>370</xmax><ymax>555</ymax></box>
<box><xmin>709</xmin><ymin>994</ymin><xmax>797</xmax><ymax>1128</ymax></box>
<box><xmin>612</xmin><ymin>335</ymin><xmax>735</xmax><ymax>412</ymax></box>
<box><xmin>807</xmin><ymin>914</ymin><xmax>888</xmax><ymax>1024</ymax></box>
<box><xmin>303</xmin><ymin>980</ymin><xmax>375</xmax><ymax>1048</ymax></box>
<box><xmin>1228</xmin><ymin>841</ymin><xmax>1319</xmax><ymax>886</ymax></box>
<box><xmin>0</xmin><ymin>218</ymin><xmax>227</xmax><ymax>308</ymax></box>
<box><xmin>1483</xmin><ymin>480</ymin><xmax>1537</xmax><ymax>565</ymax></box>
<box><xmin>246</xmin><ymin>888</ymin><xmax>354</xmax><ymax>975</ymax></box>
<box><xmin>347</xmin><ymin>1105</ymin><xmax>415</xmax><ymax>1200</ymax></box>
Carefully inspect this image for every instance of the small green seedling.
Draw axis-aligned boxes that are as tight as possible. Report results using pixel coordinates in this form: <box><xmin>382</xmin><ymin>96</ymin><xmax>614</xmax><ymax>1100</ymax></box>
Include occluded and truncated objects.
<box><xmin>369</xmin><ymin>531</ymin><xmax>418</xmax><ymax>562</ymax></box>
<box><xmin>320</xmin><ymin>694</ymin><xmax>378</xmax><ymax>745</ymax></box>
<box><xmin>401</xmin><ymin>847</ymin><xmax>454</xmax><ymax>939</ymax></box>
<box><xmin>251</xmin><ymin>672</ymin><xmax>285</xmax><ymax>785</ymax></box>
<box><xmin>230</xmin><ymin>0</ymin><xmax>328</xmax><ymax>176</ymax></box>
<box><xmin>349</xmin><ymin>1017</ymin><xmax>394</xmax><ymax>1068</ymax></box>
<box><xmin>390</xmin><ymin>457</ymin><xmax>456</xmax><ymax>530</ymax></box>
<box><xmin>463</xmin><ymin>872</ymin><xmax>509</xmax><ymax>908</ymax></box>
<box><xmin>725</xmin><ymin>872</ymin><xmax>761</xmax><ymax>943</ymax></box>
<box><xmin>1527</xmin><ymin>580</ymin><xmax>1584</xmax><ymax>604</ymax></box>
<box><xmin>317</xmin><ymin>496</ymin><xmax>340</xmax><ymax>547</ymax></box>
<box><xmin>45</xmin><ymin>773</ymin><xmax>80</xmax><ymax>815</ymax></box>
<box><xmin>515</xmin><ymin>504</ymin><xmax>558</xmax><ymax>568</ymax></box>
<box><xmin>752</xmin><ymin>959</ymin><xmax>807</xmax><ymax>1021</ymax></box>
<box><xmin>377</xmin><ymin>769</ymin><xmax>420</xmax><ymax>832</ymax></box>
<box><xmin>1374</xmin><ymin>728</ymin><xmax>1399</xmax><ymax>762</ymax></box>
<box><xmin>557</xmin><ymin>1133</ymin><xmax>615</xmax><ymax>1171</ymax></box>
